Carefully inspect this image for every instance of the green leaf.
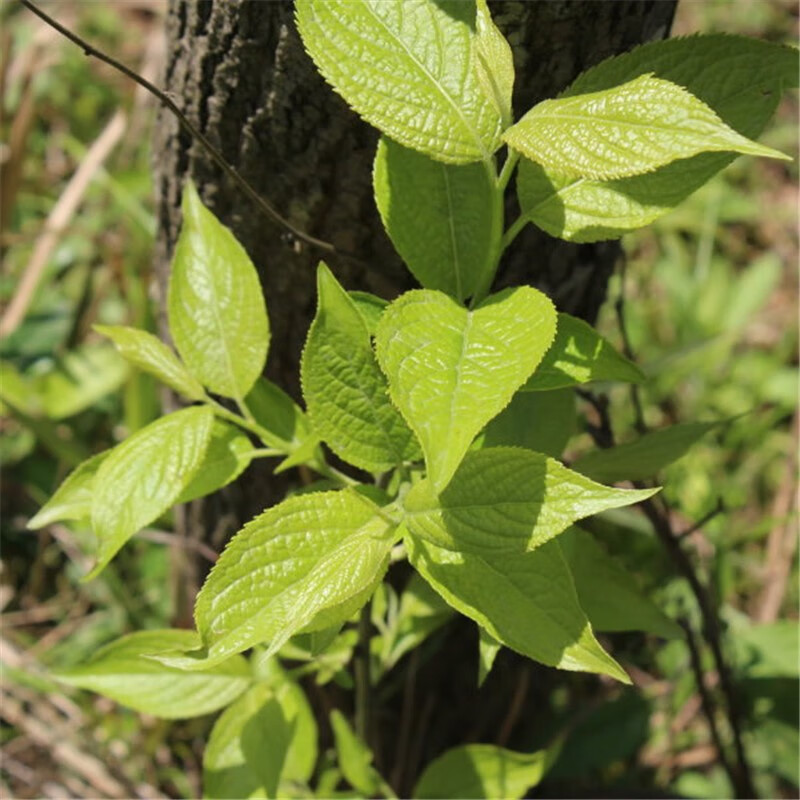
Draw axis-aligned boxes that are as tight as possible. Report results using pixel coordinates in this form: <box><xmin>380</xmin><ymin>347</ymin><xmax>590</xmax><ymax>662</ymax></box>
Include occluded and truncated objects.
<box><xmin>176</xmin><ymin>420</ymin><xmax>255</xmax><ymax>504</ymax></box>
<box><xmin>0</xmin><ymin>360</ymin><xmax>42</xmax><ymax>415</ymax></box>
<box><xmin>730</xmin><ymin>620</ymin><xmax>799</xmax><ymax>679</ymax></box>
<box><xmin>53</xmin><ymin>630</ymin><xmax>250</xmax><ymax>719</ymax></box>
<box><xmin>301</xmin><ymin>263</ymin><xmax>420</xmax><ymax>472</ymax></box>
<box><xmin>407</xmin><ymin>533</ymin><xmax>628</xmax><ymax>681</ymax></box>
<box><xmin>204</xmin><ymin>677</ymin><xmax>317</xmax><ymax>799</ymax></box>
<box><xmin>244</xmin><ymin>377</ymin><xmax>322</xmax><ymax>472</ymax></box>
<box><xmin>404</xmin><ymin>447</ymin><xmax>657</xmax><ymax>553</ymax></box>
<box><xmin>295</xmin><ymin>0</ymin><xmax>502</xmax><ymax>163</ymax></box>
<box><xmin>373</xmin><ymin>137</ymin><xmax>497</xmax><ymax>302</ymax></box>
<box><xmin>349</xmin><ymin>291</ymin><xmax>388</xmax><ymax>336</ymax></box>
<box><xmin>478</xmin><ymin>389</ymin><xmax>576</xmax><ymax>458</ymax></box>
<box><xmin>516</xmin><ymin>35</ymin><xmax>799</xmax><ymax>242</ymax></box>
<box><xmin>522</xmin><ymin>313</ymin><xmax>644</xmax><ymax>391</ymax></box>
<box><xmin>473</xmin><ymin>0</ymin><xmax>514</xmax><ymax>129</ymax></box>
<box><xmin>184</xmin><ymin>489</ymin><xmax>397</xmax><ymax>668</ymax></box>
<box><xmin>375</xmin><ymin>288</ymin><xmax>556</xmax><ymax>492</ymax></box>
<box><xmin>34</xmin><ymin>344</ymin><xmax>129</xmax><ymax>420</ymax></box>
<box><xmin>372</xmin><ymin>573</ymin><xmax>454</xmax><ymax>675</ymax></box>
<box><xmin>413</xmin><ymin>743</ymin><xmax>558</xmax><ymax>800</ymax></box>
<box><xmin>330</xmin><ymin>710</ymin><xmax>385</xmax><ymax>796</ymax></box>
<box><xmin>87</xmin><ymin>406</ymin><xmax>214</xmax><ymax>579</ymax></box>
<box><xmin>559</xmin><ymin>527</ymin><xmax>681</xmax><ymax>638</ymax></box>
<box><xmin>28</xmin><ymin>451</ymin><xmax>108</xmax><ymax>529</ymax></box>
<box><xmin>477</xmin><ymin>627</ymin><xmax>501</xmax><ymax>688</ymax></box>
<box><xmin>573</xmin><ymin>421</ymin><xmax>717</xmax><ymax>483</ymax></box>
<box><xmin>505</xmin><ymin>73</ymin><xmax>788</xmax><ymax>182</ymax></box>
<box><xmin>94</xmin><ymin>324</ymin><xmax>205</xmax><ymax>400</ymax></box>
<box><xmin>168</xmin><ymin>181</ymin><xmax>269</xmax><ymax>401</ymax></box>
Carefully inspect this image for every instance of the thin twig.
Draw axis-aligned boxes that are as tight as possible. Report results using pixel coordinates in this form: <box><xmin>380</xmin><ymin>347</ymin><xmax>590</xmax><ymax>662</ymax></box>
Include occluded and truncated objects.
<box><xmin>18</xmin><ymin>0</ymin><xmax>354</xmax><ymax>265</ymax></box>
<box><xmin>678</xmin><ymin>618</ymin><xmax>734</xmax><ymax>784</ymax></box>
<box><xmin>0</xmin><ymin>109</ymin><xmax>127</xmax><ymax>338</ymax></box>
<box><xmin>614</xmin><ymin>260</ymin><xmax>647</xmax><ymax>434</ymax></box>
<box><xmin>136</xmin><ymin>527</ymin><xmax>218</xmax><ymax>563</ymax></box>
<box><xmin>677</xmin><ymin>498</ymin><xmax>726</xmax><ymax>541</ymax></box>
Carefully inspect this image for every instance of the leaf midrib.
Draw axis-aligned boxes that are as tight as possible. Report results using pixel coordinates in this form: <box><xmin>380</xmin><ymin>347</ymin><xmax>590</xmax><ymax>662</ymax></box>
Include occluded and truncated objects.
<box><xmin>362</xmin><ymin>1</ymin><xmax>491</xmax><ymax>161</ymax></box>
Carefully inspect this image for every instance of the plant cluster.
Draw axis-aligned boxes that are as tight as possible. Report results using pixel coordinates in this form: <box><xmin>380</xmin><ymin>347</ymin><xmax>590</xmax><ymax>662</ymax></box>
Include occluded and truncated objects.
<box><xmin>27</xmin><ymin>1</ymin><xmax>797</xmax><ymax>796</ymax></box>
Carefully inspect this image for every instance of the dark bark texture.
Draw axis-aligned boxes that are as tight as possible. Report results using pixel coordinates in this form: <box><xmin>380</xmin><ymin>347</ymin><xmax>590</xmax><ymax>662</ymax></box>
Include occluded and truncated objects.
<box><xmin>152</xmin><ymin>1</ymin><xmax>675</xmax><ymax>775</ymax></box>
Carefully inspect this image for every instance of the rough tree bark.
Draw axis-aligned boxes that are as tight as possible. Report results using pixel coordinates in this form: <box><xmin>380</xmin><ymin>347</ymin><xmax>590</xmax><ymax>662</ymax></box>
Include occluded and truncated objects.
<box><xmin>151</xmin><ymin>1</ymin><xmax>676</xmax><ymax>778</ymax></box>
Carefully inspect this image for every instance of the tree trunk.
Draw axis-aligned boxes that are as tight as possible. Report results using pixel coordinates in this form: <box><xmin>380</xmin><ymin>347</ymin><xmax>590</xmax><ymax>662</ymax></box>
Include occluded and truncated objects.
<box><xmin>151</xmin><ymin>0</ymin><xmax>676</xmax><ymax>772</ymax></box>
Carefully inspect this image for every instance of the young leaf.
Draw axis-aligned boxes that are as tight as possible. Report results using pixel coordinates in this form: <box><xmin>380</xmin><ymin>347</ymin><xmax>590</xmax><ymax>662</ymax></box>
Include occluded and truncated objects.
<box><xmin>573</xmin><ymin>421</ymin><xmax>717</xmax><ymax>483</ymax></box>
<box><xmin>349</xmin><ymin>291</ymin><xmax>388</xmax><ymax>336</ymax></box>
<box><xmin>186</xmin><ymin>489</ymin><xmax>397</xmax><ymax>668</ymax></box>
<box><xmin>404</xmin><ymin>447</ymin><xmax>657</xmax><ymax>553</ymax></box>
<box><xmin>375</xmin><ymin>288</ymin><xmax>557</xmax><ymax>492</ymax></box>
<box><xmin>28</xmin><ymin>451</ymin><xmax>108</xmax><ymax>529</ymax></box>
<box><xmin>407</xmin><ymin>534</ymin><xmax>629</xmax><ymax>682</ymax></box>
<box><xmin>330</xmin><ymin>710</ymin><xmax>386</xmax><ymax>797</ymax></box>
<box><xmin>168</xmin><ymin>181</ymin><xmax>269</xmax><ymax>401</ymax></box>
<box><xmin>34</xmin><ymin>344</ymin><xmax>129</xmax><ymax>420</ymax></box>
<box><xmin>53</xmin><ymin>630</ymin><xmax>250</xmax><ymax>719</ymax></box>
<box><xmin>204</xmin><ymin>678</ymin><xmax>317</xmax><ymax>799</ymax></box>
<box><xmin>478</xmin><ymin>627</ymin><xmax>501</xmax><ymax>688</ymax></box>
<box><xmin>504</xmin><ymin>73</ymin><xmax>789</xmax><ymax>181</ymax></box>
<box><xmin>295</xmin><ymin>0</ymin><xmax>502</xmax><ymax>163</ymax></box>
<box><xmin>373</xmin><ymin>137</ymin><xmax>497</xmax><ymax>302</ymax></box>
<box><xmin>516</xmin><ymin>35</ymin><xmax>799</xmax><ymax>242</ymax></box>
<box><xmin>87</xmin><ymin>406</ymin><xmax>214</xmax><ymax>579</ymax></box>
<box><xmin>478</xmin><ymin>389</ymin><xmax>576</xmax><ymax>458</ymax></box>
<box><xmin>301</xmin><ymin>263</ymin><xmax>420</xmax><ymax>472</ymax></box>
<box><xmin>244</xmin><ymin>377</ymin><xmax>322</xmax><ymax>472</ymax></box>
<box><xmin>473</xmin><ymin>0</ymin><xmax>514</xmax><ymax>129</ymax></box>
<box><xmin>413</xmin><ymin>743</ymin><xmax>558</xmax><ymax>800</ymax></box>
<box><xmin>176</xmin><ymin>420</ymin><xmax>255</xmax><ymax>504</ymax></box>
<box><xmin>559</xmin><ymin>527</ymin><xmax>681</xmax><ymax>638</ymax></box>
<box><xmin>521</xmin><ymin>313</ymin><xmax>644</xmax><ymax>391</ymax></box>
<box><xmin>94</xmin><ymin>324</ymin><xmax>205</xmax><ymax>400</ymax></box>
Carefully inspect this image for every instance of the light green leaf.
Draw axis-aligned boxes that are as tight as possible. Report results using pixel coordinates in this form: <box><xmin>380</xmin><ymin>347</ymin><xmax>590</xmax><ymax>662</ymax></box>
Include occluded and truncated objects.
<box><xmin>407</xmin><ymin>534</ymin><xmax>628</xmax><ymax>681</ymax></box>
<box><xmin>478</xmin><ymin>389</ymin><xmax>576</xmax><ymax>458</ymax></box>
<box><xmin>94</xmin><ymin>324</ymin><xmax>205</xmax><ymax>400</ymax></box>
<box><xmin>559</xmin><ymin>527</ymin><xmax>681</xmax><ymax>638</ymax></box>
<box><xmin>87</xmin><ymin>406</ymin><xmax>214</xmax><ymax>579</ymax></box>
<box><xmin>373</xmin><ymin>137</ymin><xmax>497</xmax><ymax>302</ymax></box>
<box><xmin>516</xmin><ymin>35</ymin><xmax>799</xmax><ymax>242</ymax></box>
<box><xmin>413</xmin><ymin>743</ymin><xmax>558</xmax><ymax>800</ymax></box>
<box><xmin>376</xmin><ymin>288</ymin><xmax>556</xmax><ymax>492</ymax></box>
<box><xmin>295</xmin><ymin>0</ymin><xmax>502</xmax><ymax>163</ymax></box>
<box><xmin>349</xmin><ymin>291</ymin><xmax>388</xmax><ymax>336</ymax></box>
<box><xmin>573</xmin><ymin>421</ymin><xmax>717</xmax><ymax>483</ymax></box>
<box><xmin>28</xmin><ymin>451</ymin><xmax>108</xmax><ymax>529</ymax></box>
<box><xmin>168</xmin><ymin>181</ymin><xmax>269</xmax><ymax>400</ymax></box>
<box><xmin>177</xmin><ymin>421</ymin><xmax>254</xmax><ymax>504</ymax></box>
<box><xmin>522</xmin><ymin>313</ymin><xmax>643</xmax><ymax>391</ymax></box>
<box><xmin>473</xmin><ymin>0</ymin><xmax>514</xmax><ymax>129</ymax></box>
<box><xmin>504</xmin><ymin>73</ymin><xmax>788</xmax><ymax>182</ymax></box>
<box><xmin>204</xmin><ymin>677</ymin><xmax>317</xmax><ymax>799</ymax></box>
<box><xmin>301</xmin><ymin>263</ymin><xmax>420</xmax><ymax>472</ymax></box>
<box><xmin>477</xmin><ymin>627</ymin><xmax>501</xmax><ymax>688</ymax></box>
<box><xmin>183</xmin><ymin>489</ymin><xmax>397</xmax><ymax>668</ymax></box>
<box><xmin>53</xmin><ymin>630</ymin><xmax>250</xmax><ymax>719</ymax></box>
<box><xmin>404</xmin><ymin>447</ymin><xmax>657</xmax><ymax>553</ymax></box>
<box><xmin>730</xmin><ymin>620</ymin><xmax>799</xmax><ymax>679</ymax></box>
<box><xmin>373</xmin><ymin>573</ymin><xmax>454</xmax><ymax>675</ymax></box>
<box><xmin>330</xmin><ymin>710</ymin><xmax>384</xmax><ymax>797</ymax></box>
<box><xmin>0</xmin><ymin>360</ymin><xmax>42</xmax><ymax>415</ymax></box>
<box><xmin>34</xmin><ymin>344</ymin><xmax>129</xmax><ymax>420</ymax></box>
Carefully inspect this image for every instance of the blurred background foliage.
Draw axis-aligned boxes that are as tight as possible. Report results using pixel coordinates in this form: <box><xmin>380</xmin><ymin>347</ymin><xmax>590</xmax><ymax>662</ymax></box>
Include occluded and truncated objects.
<box><xmin>0</xmin><ymin>1</ymin><xmax>797</xmax><ymax>798</ymax></box>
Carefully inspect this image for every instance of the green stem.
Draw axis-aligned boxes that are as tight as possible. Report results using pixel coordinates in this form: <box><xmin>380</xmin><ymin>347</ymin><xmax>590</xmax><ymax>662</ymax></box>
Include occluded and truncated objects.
<box><xmin>496</xmin><ymin>150</ymin><xmax>519</xmax><ymax>193</ymax></box>
<box><xmin>469</xmin><ymin>157</ymin><xmax>506</xmax><ymax>307</ymax></box>
<box><xmin>206</xmin><ymin>398</ymin><xmax>280</xmax><ymax>448</ymax></box>
<box><xmin>501</xmin><ymin>214</ymin><xmax>527</xmax><ymax>252</ymax></box>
